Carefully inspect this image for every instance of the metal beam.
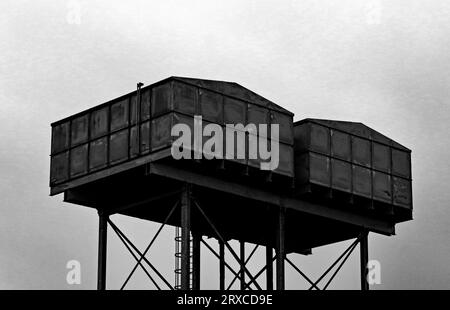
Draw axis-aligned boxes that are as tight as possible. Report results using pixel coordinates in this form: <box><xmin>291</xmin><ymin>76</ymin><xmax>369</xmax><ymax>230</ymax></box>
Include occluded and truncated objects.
<box><xmin>219</xmin><ymin>240</ymin><xmax>225</xmax><ymax>290</ymax></box>
<box><xmin>276</xmin><ymin>207</ymin><xmax>285</xmax><ymax>290</ymax></box>
<box><xmin>193</xmin><ymin>200</ymin><xmax>263</xmax><ymax>290</ymax></box>
<box><xmin>227</xmin><ymin>244</ymin><xmax>259</xmax><ymax>290</ymax></box>
<box><xmin>192</xmin><ymin>233</ymin><xmax>201</xmax><ymax>290</ymax></box>
<box><xmin>121</xmin><ymin>200</ymin><xmax>179</xmax><ymax>289</ymax></box>
<box><xmin>266</xmin><ymin>246</ymin><xmax>273</xmax><ymax>290</ymax></box>
<box><xmin>180</xmin><ymin>184</ymin><xmax>191</xmax><ymax>290</ymax></box>
<box><xmin>360</xmin><ymin>230</ymin><xmax>369</xmax><ymax>291</ymax></box>
<box><xmin>97</xmin><ymin>209</ymin><xmax>108</xmax><ymax>290</ymax></box>
<box><xmin>240</xmin><ymin>241</ymin><xmax>245</xmax><ymax>290</ymax></box>
<box><xmin>148</xmin><ymin>163</ymin><xmax>395</xmax><ymax>235</ymax></box>
<box><xmin>108</xmin><ymin>219</ymin><xmax>174</xmax><ymax>290</ymax></box>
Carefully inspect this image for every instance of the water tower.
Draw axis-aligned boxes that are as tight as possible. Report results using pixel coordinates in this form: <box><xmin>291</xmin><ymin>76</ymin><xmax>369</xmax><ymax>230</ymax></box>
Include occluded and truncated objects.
<box><xmin>50</xmin><ymin>77</ymin><xmax>412</xmax><ymax>290</ymax></box>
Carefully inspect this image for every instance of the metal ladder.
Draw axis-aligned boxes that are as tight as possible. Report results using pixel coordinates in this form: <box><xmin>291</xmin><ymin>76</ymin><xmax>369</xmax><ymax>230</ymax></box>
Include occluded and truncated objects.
<box><xmin>174</xmin><ymin>226</ymin><xmax>193</xmax><ymax>290</ymax></box>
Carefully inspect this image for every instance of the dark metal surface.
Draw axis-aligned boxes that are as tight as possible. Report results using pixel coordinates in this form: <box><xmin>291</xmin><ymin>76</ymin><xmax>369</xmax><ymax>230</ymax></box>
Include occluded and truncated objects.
<box><xmin>276</xmin><ymin>207</ymin><xmax>285</xmax><ymax>290</ymax></box>
<box><xmin>219</xmin><ymin>241</ymin><xmax>225</xmax><ymax>290</ymax></box>
<box><xmin>266</xmin><ymin>246</ymin><xmax>273</xmax><ymax>290</ymax></box>
<box><xmin>50</xmin><ymin>77</ymin><xmax>295</xmax><ymax>193</ymax></box>
<box><xmin>294</xmin><ymin>119</ymin><xmax>412</xmax><ymax>222</ymax></box>
<box><xmin>192</xmin><ymin>233</ymin><xmax>201</xmax><ymax>290</ymax></box>
<box><xmin>240</xmin><ymin>241</ymin><xmax>245</xmax><ymax>290</ymax></box>
<box><xmin>360</xmin><ymin>230</ymin><xmax>369</xmax><ymax>290</ymax></box>
<box><xmin>97</xmin><ymin>210</ymin><xmax>108</xmax><ymax>290</ymax></box>
<box><xmin>180</xmin><ymin>184</ymin><xmax>191</xmax><ymax>290</ymax></box>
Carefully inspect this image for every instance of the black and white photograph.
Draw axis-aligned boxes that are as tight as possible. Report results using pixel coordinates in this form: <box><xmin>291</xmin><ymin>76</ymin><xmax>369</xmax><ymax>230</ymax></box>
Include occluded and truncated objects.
<box><xmin>1</xmin><ymin>0</ymin><xmax>449</xmax><ymax>302</ymax></box>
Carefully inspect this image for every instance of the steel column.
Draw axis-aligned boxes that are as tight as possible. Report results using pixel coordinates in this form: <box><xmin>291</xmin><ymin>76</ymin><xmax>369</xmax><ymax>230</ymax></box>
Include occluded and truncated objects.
<box><xmin>266</xmin><ymin>246</ymin><xmax>273</xmax><ymax>290</ymax></box>
<box><xmin>360</xmin><ymin>230</ymin><xmax>369</xmax><ymax>291</ymax></box>
<box><xmin>180</xmin><ymin>184</ymin><xmax>191</xmax><ymax>290</ymax></box>
<box><xmin>192</xmin><ymin>233</ymin><xmax>201</xmax><ymax>290</ymax></box>
<box><xmin>219</xmin><ymin>240</ymin><xmax>225</xmax><ymax>290</ymax></box>
<box><xmin>276</xmin><ymin>207</ymin><xmax>286</xmax><ymax>290</ymax></box>
<box><xmin>97</xmin><ymin>209</ymin><xmax>108</xmax><ymax>290</ymax></box>
<box><xmin>240</xmin><ymin>241</ymin><xmax>245</xmax><ymax>290</ymax></box>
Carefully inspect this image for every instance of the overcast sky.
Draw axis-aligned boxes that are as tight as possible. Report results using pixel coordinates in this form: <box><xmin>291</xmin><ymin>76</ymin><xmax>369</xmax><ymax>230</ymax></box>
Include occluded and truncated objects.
<box><xmin>1</xmin><ymin>0</ymin><xmax>450</xmax><ymax>289</ymax></box>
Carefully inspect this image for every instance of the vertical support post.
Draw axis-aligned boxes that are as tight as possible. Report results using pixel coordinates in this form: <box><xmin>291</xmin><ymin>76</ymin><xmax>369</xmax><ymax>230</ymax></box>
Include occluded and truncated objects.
<box><xmin>219</xmin><ymin>240</ymin><xmax>225</xmax><ymax>290</ymax></box>
<box><xmin>97</xmin><ymin>209</ymin><xmax>108</xmax><ymax>290</ymax></box>
<box><xmin>240</xmin><ymin>241</ymin><xmax>245</xmax><ymax>290</ymax></box>
<box><xmin>181</xmin><ymin>184</ymin><xmax>191</xmax><ymax>290</ymax></box>
<box><xmin>275</xmin><ymin>206</ymin><xmax>286</xmax><ymax>290</ymax></box>
<box><xmin>360</xmin><ymin>230</ymin><xmax>369</xmax><ymax>291</ymax></box>
<box><xmin>266</xmin><ymin>246</ymin><xmax>273</xmax><ymax>290</ymax></box>
<box><xmin>192</xmin><ymin>233</ymin><xmax>201</xmax><ymax>290</ymax></box>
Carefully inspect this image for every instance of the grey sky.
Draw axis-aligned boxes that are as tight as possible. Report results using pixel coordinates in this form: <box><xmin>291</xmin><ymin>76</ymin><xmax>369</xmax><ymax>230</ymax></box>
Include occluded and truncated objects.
<box><xmin>1</xmin><ymin>0</ymin><xmax>449</xmax><ymax>289</ymax></box>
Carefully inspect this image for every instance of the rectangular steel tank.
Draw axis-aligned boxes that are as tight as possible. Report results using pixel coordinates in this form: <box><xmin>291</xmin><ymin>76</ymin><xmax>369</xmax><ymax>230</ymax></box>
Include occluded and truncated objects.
<box><xmin>50</xmin><ymin>77</ymin><xmax>294</xmax><ymax>194</ymax></box>
<box><xmin>294</xmin><ymin>119</ymin><xmax>412</xmax><ymax>220</ymax></box>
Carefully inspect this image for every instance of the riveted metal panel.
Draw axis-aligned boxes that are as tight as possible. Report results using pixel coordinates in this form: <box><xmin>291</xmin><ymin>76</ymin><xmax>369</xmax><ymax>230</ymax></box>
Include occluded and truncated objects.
<box><xmin>373</xmin><ymin>142</ymin><xmax>390</xmax><ymax>173</ymax></box>
<box><xmin>373</xmin><ymin>171</ymin><xmax>392</xmax><ymax>203</ymax></box>
<box><xmin>90</xmin><ymin>107</ymin><xmax>108</xmax><ymax>139</ymax></box>
<box><xmin>89</xmin><ymin>137</ymin><xmax>107</xmax><ymax>170</ymax></box>
<box><xmin>109</xmin><ymin>129</ymin><xmax>128</xmax><ymax>163</ymax></box>
<box><xmin>331</xmin><ymin>130</ymin><xmax>350</xmax><ymax>161</ymax></box>
<box><xmin>331</xmin><ymin>159</ymin><xmax>351</xmax><ymax>192</ymax></box>
<box><xmin>310</xmin><ymin>124</ymin><xmax>329</xmax><ymax>155</ymax></box>
<box><xmin>352</xmin><ymin>165</ymin><xmax>371</xmax><ymax>198</ymax></box>
<box><xmin>200</xmin><ymin>89</ymin><xmax>223</xmax><ymax>123</ymax></box>
<box><xmin>309</xmin><ymin>153</ymin><xmax>330</xmax><ymax>187</ymax></box>
<box><xmin>110</xmin><ymin>99</ymin><xmax>129</xmax><ymax>131</ymax></box>
<box><xmin>392</xmin><ymin>149</ymin><xmax>410</xmax><ymax>178</ymax></box>
<box><xmin>71</xmin><ymin>115</ymin><xmax>88</xmax><ymax>146</ymax></box>
<box><xmin>393</xmin><ymin>177</ymin><xmax>412</xmax><ymax>208</ymax></box>
<box><xmin>271</xmin><ymin>111</ymin><xmax>293</xmax><ymax>145</ymax></box>
<box><xmin>70</xmin><ymin>144</ymin><xmax>88</xmax><ymax>177</ymax></box>
<box><xmin>173</xmin><ymin>81</ymin><xmax>196</xmax><ymax>115</ymax></box>
<box><xmin>224</xmin><ymin>97</ymin><xmax>246</xmax><ymax>125</ymax></box>
<box><xmin>352</xmin><ymin>136</ymin><xmax>371</xmax><ymax>167</ymax></box>
<box><xmin>50</xmin><ymin>151</ymin><xmax>69</xmax><ymax>183</ymax></box>
<box><xmin>51</xmin><ymin>122</ymin><xmax>69</xmax><ymax>154</ymax></box>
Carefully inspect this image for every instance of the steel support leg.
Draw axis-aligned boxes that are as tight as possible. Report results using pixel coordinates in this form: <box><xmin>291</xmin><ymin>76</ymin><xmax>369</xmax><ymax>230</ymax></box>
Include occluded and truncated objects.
<box><xmin>219</xmin><ymin>240</ymin><xmax>225</xmax><ymax>290</ymax></box>
<box><xmin>97</xmin><ymin>209</ymin><xmax>108</xmax><ymax>290</ymax></box>
<box><xmin>240</xmin><ymin>241</ymin><xmax>245</xmax><ymax>290</ymax></box>
<box><xmin>360</xmin><ymin>230</ymin><xmax>369</xmax><ymax>291</ymax></box>
<box><xmin>266</xmin><ymin>246</ymin><xmax>273</xmax><ymax>290</ymax></box>
<box><xmin>181</xmin><ymin>184</ymin><xmax>191</xmax><ymax>290</ymax></box>
<box><xmin>276</xmin><ymin>207</ymin><xmax>286</xmax><ymax>290</ymax></box>
<box><xmin>192</xmin><ymin>233</ymin><xmax>201</xmax><ymax>290</ymax></box>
